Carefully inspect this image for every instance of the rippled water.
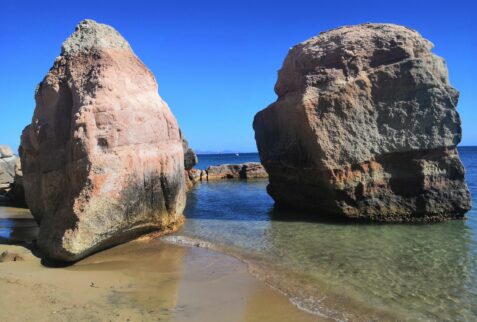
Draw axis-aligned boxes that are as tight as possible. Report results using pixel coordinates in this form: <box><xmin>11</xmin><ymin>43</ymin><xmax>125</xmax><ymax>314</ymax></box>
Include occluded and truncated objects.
<box><xmin>1</xmin><ymin>150</ymin><xmax>475</xmax><ymax>320</ymax></box>
<box><xmin>179</xmin><ymin>148</ymin><xmax>477</xmax><ymax>321</ymax></box>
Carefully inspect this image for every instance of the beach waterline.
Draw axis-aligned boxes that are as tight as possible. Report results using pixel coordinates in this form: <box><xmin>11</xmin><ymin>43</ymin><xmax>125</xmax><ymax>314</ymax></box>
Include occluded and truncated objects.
<box><xmin>173</xmin><ymin>149</ymin><xmax>477</xmax><ymax>321</ymax></box>
<box><xmin>0</xmin><ymin>206</ymin><xmax>320</xmax><ymax>322</ymax></box>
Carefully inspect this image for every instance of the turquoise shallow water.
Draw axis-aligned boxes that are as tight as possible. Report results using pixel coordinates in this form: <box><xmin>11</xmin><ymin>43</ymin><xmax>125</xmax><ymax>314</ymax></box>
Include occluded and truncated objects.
<box><xmin>178</xmin><ymin>148</ymin><xmax>477</xmax><ymax>320</ymax></box>
<box><xmin>0</xmin><ymin>150</ymin><xmax>475</xmax><ymax>320</ymax></box>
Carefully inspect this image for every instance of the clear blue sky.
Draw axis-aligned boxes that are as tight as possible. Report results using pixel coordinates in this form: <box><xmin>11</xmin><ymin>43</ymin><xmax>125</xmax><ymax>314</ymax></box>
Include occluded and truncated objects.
<box><xmin>1</xmin><ymin>0</ymin><xmax>475</xmax><ymax>152</ymax></box>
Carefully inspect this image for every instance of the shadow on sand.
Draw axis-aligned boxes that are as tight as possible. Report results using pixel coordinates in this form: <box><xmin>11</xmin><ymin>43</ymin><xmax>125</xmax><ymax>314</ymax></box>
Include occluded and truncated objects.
<box><xmin>0</xmin><ymin>203</ymin><xmax>74</xmax><ymax>268</ymax></box>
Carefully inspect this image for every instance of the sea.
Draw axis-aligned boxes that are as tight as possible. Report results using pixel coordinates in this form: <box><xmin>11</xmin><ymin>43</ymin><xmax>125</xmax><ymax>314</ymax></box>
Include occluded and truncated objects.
<box><xmin>1</xmin><ymin>149</ymin><xmax>476</xmax><ymax>320</ymax></box>
<box><xmin>174</xmin><ymin>148</ymin><xmax>477</xmax><ymax>321</ymax></box>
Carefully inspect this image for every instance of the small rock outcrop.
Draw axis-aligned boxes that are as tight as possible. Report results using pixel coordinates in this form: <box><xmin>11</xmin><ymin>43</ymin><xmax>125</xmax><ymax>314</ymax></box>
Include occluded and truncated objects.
<box><xmin>206</xmin><ymin>164</ymin><xmax>242</xmax><ymax>180</ymax></box>
<box><xmin>5</xmin><ymin>159</ymin><xmax>26</xmax><ymax>206</ymax></box>
<box><xmin>182</xmin><ymin>136</ymin><xmax>199</xmax><ymax>187</ymax></box>
<box><xmin>253</xmin><ymin>23</ymin><xmax>471</xmax><ymax>222</ymax></box>
<box><xmin>182</xmin><ymin>137</ymin><xmax>198</xmax><ymax>171</ymax></box>
<box><xmin>0</xmin><ymin>146</ymin><xmax>15</xmax><ymax>186</ymax></box>
<box><xmin>241</xmin><ymin>162</ymin><xmax>269</xmax><ymax>179</ymax></box>
<box><xmin>0</xmin><ymin>251</ymin><xmax>24</xmax><ymax>262</ymax></box>
<box><xmin>20</xmin><ymin>19</ymin><xmax>186</xmax><ymax>261</ymax></box>
<box><xmin>0</xmin><ymin>145</ymin><xmax>16</xmax><ymax>195</ymax></box>
<box><xmin>205</xmin><ymin>162</ymin><xmax>268</xmax><ymax>180</ymax></box>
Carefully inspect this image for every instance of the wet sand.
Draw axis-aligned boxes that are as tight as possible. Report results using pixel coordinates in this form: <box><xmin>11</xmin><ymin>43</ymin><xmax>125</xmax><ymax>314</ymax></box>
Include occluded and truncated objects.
<box><xmin>0</xmin><ymin>206</ymin><xmax>321</xmax><ymax>322</ymax></box>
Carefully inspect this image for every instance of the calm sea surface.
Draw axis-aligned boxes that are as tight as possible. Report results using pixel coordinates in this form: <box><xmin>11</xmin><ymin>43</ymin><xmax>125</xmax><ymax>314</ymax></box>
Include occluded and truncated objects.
<box><xmin>178</xmin><ymin>149</ymin><xmax>477</xmax><ymax>320</ymax></box>
<box><xmin>195</xmin><ymin>152</ymin><xmax>260</xmax><ymax>170</ymax></box>
<box><xmin>0</xmin><ymin>150</ymin><xmax>475</xmax><ymax>320</ymax></box>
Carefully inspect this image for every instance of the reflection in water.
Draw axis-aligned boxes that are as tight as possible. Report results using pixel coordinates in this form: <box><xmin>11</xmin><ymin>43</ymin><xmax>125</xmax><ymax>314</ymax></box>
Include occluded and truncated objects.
<box><xmin>0</xmin><ymin>206</ymin><xmax>38</xmax><ymax>243</ymax></box>
<box><xmin>180</xmin><ymin>179</ymin><xmax>477</xmax><ymax>320</ymax></box>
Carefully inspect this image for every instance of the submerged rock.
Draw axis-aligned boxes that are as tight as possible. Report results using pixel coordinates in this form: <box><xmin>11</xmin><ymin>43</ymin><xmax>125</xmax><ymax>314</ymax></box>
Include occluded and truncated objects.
<box><xmin>205</xmin><ymin>162</ymin><xmax>268</xmax><ymax>180</ymax></box>
<box><xmin>253</xmin><ymin>23</ymin><xmax>471</xmax><ymax>222</ymax></box>
<box><xmin>20</xmin><ymin>19</ymin><xmax>186</xmax><ymax>261</ymax></box>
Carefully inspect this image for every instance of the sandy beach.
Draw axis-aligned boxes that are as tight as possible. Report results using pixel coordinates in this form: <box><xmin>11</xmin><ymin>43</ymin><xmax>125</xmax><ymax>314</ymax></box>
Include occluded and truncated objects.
<box><xmin>0</xmin><ymin>206</ymin><xmax>321</xmax><ymax>322</ymax></box>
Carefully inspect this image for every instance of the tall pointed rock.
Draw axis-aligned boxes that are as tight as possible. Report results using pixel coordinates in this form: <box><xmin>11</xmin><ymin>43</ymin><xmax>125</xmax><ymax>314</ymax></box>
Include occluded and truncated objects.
<box><xmin>20</xmin><ymin>20</ymin><xmax>186</xmax><ymax>261</ymax></box>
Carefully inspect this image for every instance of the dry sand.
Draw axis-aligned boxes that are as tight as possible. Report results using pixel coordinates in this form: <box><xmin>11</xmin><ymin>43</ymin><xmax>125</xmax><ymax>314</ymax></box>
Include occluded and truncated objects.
<box><xmin>0</xmin><ymin>206</ymin><xmax>322</xmax><ymax>322</ymax></box>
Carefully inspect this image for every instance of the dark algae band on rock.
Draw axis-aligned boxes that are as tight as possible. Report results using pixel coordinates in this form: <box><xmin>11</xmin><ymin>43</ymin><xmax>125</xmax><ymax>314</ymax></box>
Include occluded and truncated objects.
<box><xmin>253</xmin><ymin>23</ymin><xmax>471</xmax><ymax>222</ymax></box>
<box><xmin>19</xmin><ymin>19</ymin><xmax>186</xmax><ymax>261</ymax></box>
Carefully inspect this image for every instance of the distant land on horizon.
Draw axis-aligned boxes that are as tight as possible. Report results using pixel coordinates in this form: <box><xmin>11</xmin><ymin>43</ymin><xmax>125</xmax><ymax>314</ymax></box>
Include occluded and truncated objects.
<box><xmin>196</xmin><ymin>150</ymin><xmax>258</xmax><ymax>155</ymax></box>
<box><xmin>196</xmin><ymin>145</ymin><xmax>477</xmax><ymax>155</ymax></box>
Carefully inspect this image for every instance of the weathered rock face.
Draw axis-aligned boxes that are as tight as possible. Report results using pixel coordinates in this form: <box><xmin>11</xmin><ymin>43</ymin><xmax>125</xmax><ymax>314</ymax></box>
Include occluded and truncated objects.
<box><xmin>205</xmin><ymin>162</ymin><xmax>268</xmax><ymax>180</ymax></box>
<box><xmin>20</xmin><ymin>19</ymin><xmax>186</xmax><ymax>261</ymax></box>
<box><xmin>0</xmin><ymin>145</ymin><xmax>16</xmax><ymax>194</ymax></box>
<box><xmin>253</xmin><ymin>23</ymin><xmax>471</xmax><ymax>222</ymax></box>
<box><xmin>206</xmin><ymin>164</ymin><xmax>242</xmax><ymax>180</ymax></box>
<box><xmin>241</xmin><ymin>162</ymin><xmax>269</xmax><ymax>179</ymax></box>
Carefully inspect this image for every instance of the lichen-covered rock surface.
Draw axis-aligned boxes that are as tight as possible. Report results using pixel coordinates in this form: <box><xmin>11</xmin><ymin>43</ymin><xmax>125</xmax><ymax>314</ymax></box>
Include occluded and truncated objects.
<box><xmin>20</xmin><ymin>19</ymin><xmax>186</xmax><ymax>261</ymax></box>
<box><xmin>253</xmin><ymin>23</ymin><xmax>471</xmax><ymax>222</ymax></box>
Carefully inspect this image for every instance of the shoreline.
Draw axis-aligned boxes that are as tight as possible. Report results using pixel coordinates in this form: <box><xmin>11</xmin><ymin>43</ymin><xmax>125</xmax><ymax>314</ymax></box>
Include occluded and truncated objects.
<box><xmin>161</xmin><ymin>234</ymin><xmax>402</xmax><ymax>322</ymax></box>
<box><xmin>0</xmin><ymin>206</ymin><xmax>320</xmax><ymax>322</ymax></box>
<box><xmin>160</xmin><ymin>235</ymin><xmax>331</xmax><ymax>319</ymax></box>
